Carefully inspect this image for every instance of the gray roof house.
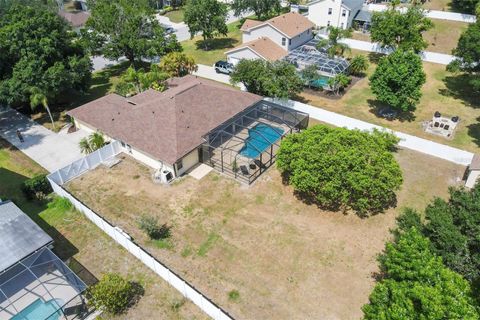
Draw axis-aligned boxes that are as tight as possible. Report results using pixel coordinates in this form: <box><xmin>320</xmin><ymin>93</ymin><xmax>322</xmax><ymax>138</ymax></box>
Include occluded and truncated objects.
<box><xmin>0</xmin><ymin>200</ymin><xmax>87</xmax><ymax>320</ymax></box>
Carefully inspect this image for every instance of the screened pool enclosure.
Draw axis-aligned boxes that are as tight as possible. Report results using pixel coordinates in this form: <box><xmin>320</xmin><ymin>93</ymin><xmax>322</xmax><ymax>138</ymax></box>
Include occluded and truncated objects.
<box><xmin>0</xmin><ymin>248</ymin><xmax>87</xmax><ymax>320</ymax></box>
<box><xmin>201</xmin><ymin>100</ymin><xmax>309</xmax><ymax>184</ymax></box>
<box><xmin>285</xmin><ymin>39</ymin><xmax>350</xmax><ymax>88</ymax></box>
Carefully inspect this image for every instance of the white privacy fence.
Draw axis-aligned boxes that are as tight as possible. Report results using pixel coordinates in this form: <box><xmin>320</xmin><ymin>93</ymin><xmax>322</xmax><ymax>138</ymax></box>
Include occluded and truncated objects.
<box><xmin>47</xmin><ymin>143</ymin><xmax>234</xmax><ymax>320</ymax></box>
<box><xmin>367</xmin><ymin>4</ymin><xmax>477</xmax><ymax>23</ymax></box>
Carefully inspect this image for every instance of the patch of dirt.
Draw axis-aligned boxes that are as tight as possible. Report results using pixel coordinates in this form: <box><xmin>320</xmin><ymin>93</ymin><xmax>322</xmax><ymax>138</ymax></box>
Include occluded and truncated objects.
<box><xmin>66</xmin><ymin>150</ymin><xmax>465</xmax><ymax>320</ymax></box>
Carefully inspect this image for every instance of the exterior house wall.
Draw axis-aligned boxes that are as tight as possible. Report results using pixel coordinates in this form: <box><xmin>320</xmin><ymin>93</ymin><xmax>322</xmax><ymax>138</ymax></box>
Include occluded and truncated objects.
<box><xmin>307</xmin><ymin>0</ymin><xmax>352</xmax><ymax>29</ymax></box>
<box><xmin>74</xmin><ymin>119</ymin><xmax>96</xmax><ymax>135</ymax></box>
<box><xmin>243</xmin><ymin>26</ymin><xmax>288</xmax><ymax>50</ymax></box>
<box><xmin>466</xmin><ymin>170</ymin><xmax>480</xmax><ymax>188</ymax></box>
<box><xmin>289</xmin><ymin>28</ymin><xmax>314</xmax><ymax>50</ymax></box>
<box><xmin>176</xmin><ymin>148</ymin><xmax>200</xmax><ymax>176</ymax></box>
<box><xmin>227</xmin><ymin>47</ymin><xmax>263</xmax><ymax>64</ymax></box>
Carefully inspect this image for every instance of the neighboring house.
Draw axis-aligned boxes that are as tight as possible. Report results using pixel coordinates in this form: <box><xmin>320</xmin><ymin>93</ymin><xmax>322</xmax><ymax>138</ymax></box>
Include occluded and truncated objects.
<box><xmin>0</xmin><ymin>200</ymin><xmax>87</xmax><ymax>320</ymax></box>
<box><xmin>59</xmin><ymin>10</ymin><xmax>90</xmax><ymax>32</ymax></box>
<box><xmin>226</xmin><ymin>12</ymin><xmax>315</xmax><ymax>65</ymax></box>
<box><xmin>292</xmin><ymin>0</ymin><xmax>365</xmax><ymax>29</ymax></box>
<box><xmin>68</xmin><ymin>75</ymin><xmax>309</xmax><ymax>184</ymax></box>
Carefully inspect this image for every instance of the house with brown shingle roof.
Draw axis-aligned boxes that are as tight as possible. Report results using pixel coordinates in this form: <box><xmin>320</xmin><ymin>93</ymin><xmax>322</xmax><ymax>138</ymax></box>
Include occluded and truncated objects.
<box><xmin>226</xmin><ymin>12</ymin><xmax>315</xmax><ymax>65</ymax></box>
<box><xmin>68</xmin><ymin>75</ymin><xmax>263</xmax><ymax>178</ymax></box>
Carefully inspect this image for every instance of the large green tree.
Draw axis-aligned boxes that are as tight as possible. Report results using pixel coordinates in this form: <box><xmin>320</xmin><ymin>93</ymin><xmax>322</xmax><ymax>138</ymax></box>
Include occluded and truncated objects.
<box><xmin>83</xmin><ymin>0</ymin><xmax>181</xmax><ymax>66</ymax></box>
<box><xmin>370</xmin><ymin>3</ymin><xmax>433</xmax><ymax>53</ymax></box>
<box><xmin>0</xmin><ymin>4</ymin><xmax>91</xmax><ymax>107</ymax></box>
<box><xmin>369</xmin><ymin>50</ymin><xmax>426</xmax><ymax>113</ymax></box>
<box><xmin>0</xmin><ymin>0</ymin><xmax>58</xmax><ymax>16</ymax></box>
<box><xmin>184</xmin><ymin>0</ymin><xmax>228</xmax><ymax>50</ymax></box>
<box><xmin>448</xmin><ymin>15</ymin><xmax>480</xmax><ymax>93</ymax></box>
<box><xmin>231</xmin><ymin>0</ymin><xmax>281</xmax><ymax>20</ymax></box>
<box><xmin>363</xmin><ymin>228</ymin><xmax>479</xmax><ymax>320</ymax></box>
<box><xmin>230</xmin><ymin>59</ymin><xmax>303</xmax><ymax>99</ymax></box>
<box><xmin>277</xmin><ymin>125</ymin><xmax>403</xmax><ymax>216</ymax></box>
<box><xmin>395</xmin><ymin>184</ymin><xmax>480</xmax><ymax>284</ymax></box>
<box><xmin>451</xmin><ymin>0</ymin><xmax>479</xmax><ymax>14</ymax></box>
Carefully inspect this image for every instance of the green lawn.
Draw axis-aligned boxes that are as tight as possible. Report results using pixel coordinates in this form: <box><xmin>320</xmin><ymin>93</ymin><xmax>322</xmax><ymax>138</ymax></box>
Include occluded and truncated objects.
<box><xmin>164</xmin><ymin>8</ymin><xmax>185</xmax><ymax>23</ymax></box>
<box><xmin>181</xmin><ymin>22</ymin><xmax>243</xmax><ymax>66</ymax></box>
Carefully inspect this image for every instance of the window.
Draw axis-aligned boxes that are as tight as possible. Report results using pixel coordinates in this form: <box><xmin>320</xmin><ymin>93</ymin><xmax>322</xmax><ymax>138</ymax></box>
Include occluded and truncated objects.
<box><xmin>328</xmin><ymin>8</ymin><xmax>332</xmax><ymax>14</ymax></box>
<box><xmin>327</xmin><ymin>20</ymin><xmax>331</xmax><ymax>26</ymax></box>
<box><xmin>342</xmin><ymin>9</ymin><xmax>346</xmax><ymax>17</ymax></box>
<box><xmin>282</xmin><ymin>37</ymin><xmax>286</xmax><ymax>46</ymax></box>
<box><xmin>289</xmin><ymin>39</ymin><xmax>292</xmax><ymax>45</ymax></box>
<box><xmin>177</xmin><ymin>159</ymin><xmax>183</xmax><ymax>170</ymax></box>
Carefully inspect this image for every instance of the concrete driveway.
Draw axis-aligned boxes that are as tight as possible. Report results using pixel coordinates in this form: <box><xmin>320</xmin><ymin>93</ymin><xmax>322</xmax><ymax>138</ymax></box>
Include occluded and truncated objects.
<box><xmin>0</xmin><ymin>107</ymin><xmax>88</xmax><ymax>172</ymax></box>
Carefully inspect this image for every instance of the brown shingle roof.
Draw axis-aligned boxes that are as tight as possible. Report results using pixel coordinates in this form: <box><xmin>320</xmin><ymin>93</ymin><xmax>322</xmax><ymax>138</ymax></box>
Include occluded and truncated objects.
<box><xmin>240</xmin><ymin>12</ymin><xmax>315</xmax><ymax>38</ymax></box>
<box><xmin>68</xmin><ymin>76</ymin><xmax>262</xmax><ymax>164</ymax></box>
<box><xmin>226</xmin><ymin>37</ymin><xmax>288</xmax><ymax>61</ymax></box>
<box><xmin>58</xmin><ymin>11</ymin><xmax>90</xmax><ymax>27</ymax></box>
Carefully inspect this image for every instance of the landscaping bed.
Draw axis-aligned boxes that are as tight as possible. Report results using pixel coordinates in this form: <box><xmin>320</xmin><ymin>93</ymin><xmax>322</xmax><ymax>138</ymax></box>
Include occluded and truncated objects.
<box><xmin>65</xmin><ymin>150</ymin><xmax>465</xmax><ymax>319</ymax></box>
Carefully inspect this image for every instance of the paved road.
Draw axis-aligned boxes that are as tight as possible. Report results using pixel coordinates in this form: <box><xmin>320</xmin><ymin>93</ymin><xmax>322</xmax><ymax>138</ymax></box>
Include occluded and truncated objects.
<box><xmin>0</xmin><ymin>107</ymin><xmax>88</xmax><ymax>172</ymax></box>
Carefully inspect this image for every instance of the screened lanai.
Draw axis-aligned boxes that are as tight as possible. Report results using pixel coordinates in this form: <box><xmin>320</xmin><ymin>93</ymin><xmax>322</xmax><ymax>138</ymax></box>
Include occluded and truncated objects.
<box><xmin>201</xmin><ymin>100</ymin><xmax>309</xmax><ymax>184</ymax></box>
<box><xmin>0</xmin><ymin>247</ymin><xmax>87</xmax><ymax>320</ymax></box>
<box><xmin>285</xmin><ymin>39</ymin><xmax>350</xmax><ymax>77</ymax></box>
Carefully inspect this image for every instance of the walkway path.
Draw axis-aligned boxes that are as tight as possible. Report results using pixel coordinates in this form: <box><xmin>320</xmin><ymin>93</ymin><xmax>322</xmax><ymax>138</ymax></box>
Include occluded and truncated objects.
<box><xmin>194</xmin><ymin>64</ymin><xmax>474</xmax><ymax>166</ymax></box>
<box><xmin>0</xmin><ymin>107</ymin><xmax>88</xmax><ymax>172</ymax></box>
<box><xmin>367</xmin><ymin>4</ymin><xmax>477</xmax><ymax>23</ymax></box>
<box><xmin>269</xmin><ymin>98</ymin><xmax>474</xmax><ymax>166</ymax></box>
<box><xmin>336</xmin><ymin>37</ymin><xmax>455</xmax><ymax>65</ymax></box>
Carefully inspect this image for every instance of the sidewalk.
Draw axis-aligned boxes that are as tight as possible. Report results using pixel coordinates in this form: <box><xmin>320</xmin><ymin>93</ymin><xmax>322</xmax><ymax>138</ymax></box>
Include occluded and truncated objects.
<box><xmin>0</xmin><ymin>107</ymin><xmax>88</xmax><ymax>172</ymax></box>
<box><xmin>269</xmin><ymin>98</ymin><xmax>474</xmax><ymax>166</ymax></box>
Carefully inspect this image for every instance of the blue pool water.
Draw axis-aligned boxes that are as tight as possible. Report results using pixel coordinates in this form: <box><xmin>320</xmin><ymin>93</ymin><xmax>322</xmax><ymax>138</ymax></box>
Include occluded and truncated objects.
<box><xmin>240</xmin><ymin>124</ymin><xmax>284</xmax><ymax>159</ymax></box>
<box><xmin>12</xmin><ymin>298</ymin><xmax>63</xmax><ymax>320</ymax></box>
<box><xmin>310</xmin><ymin>76</ymin><xmax>330</xmax><ymax>88</ymax></box>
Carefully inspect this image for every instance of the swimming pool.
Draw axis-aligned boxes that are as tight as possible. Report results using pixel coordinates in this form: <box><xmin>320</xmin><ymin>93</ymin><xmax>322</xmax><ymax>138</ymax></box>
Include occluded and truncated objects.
<box><xmin>240</xmin><ymin>123</ymin><xmax>284</xmax><ymax>159</ymax></box>
<box><xmin>310</xmin><ymin>76</ymin><xmax>330</xmax><ymax>88</ymax></box>
<box><xmin>11</xmin><ymin>298</ymin><xmax>63</xmax><ymax>320</ymax></box>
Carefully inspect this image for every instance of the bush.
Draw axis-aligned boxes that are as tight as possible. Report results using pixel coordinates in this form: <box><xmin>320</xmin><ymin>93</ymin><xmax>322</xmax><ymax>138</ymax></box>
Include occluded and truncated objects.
<box><xmin>137</xmin><ymin>214</ymin><xmax>171</xmax><ymax>240</ymax></box>
<box><xmin>88</xmin><ymin>273</ymin><xmax>140</xmax><ymax>315</ymax></box>
<box><xmin>21</xmin><ymin>174</ymin><xmax>52</xmax><ymax>200</ymax></box>
<box><xmin>277</xmin><ymin>125</ymin><xmax>403</xmax><ymax>216</ymax></box>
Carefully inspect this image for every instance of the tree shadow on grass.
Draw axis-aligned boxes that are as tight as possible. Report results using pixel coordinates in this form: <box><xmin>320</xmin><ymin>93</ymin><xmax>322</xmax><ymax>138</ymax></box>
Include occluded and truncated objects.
<box><xmin>467</xmin><ymin>118</ymin><xmax>480</xmax><ymax>148</ymax></box>
<box><xmin>367</xmin><ymin>99</ymin><xmax>416</xmax><ymax>122</ymax></box>
<box><xmin>195</xmin><ymin>37</ymin><xmax>239</xmax><ymax>51</ymax></box>
<box><xmin>367</xmin><ymin>52</ymin><xmax>385</xmax><ymax>64</ymax></box>
<box><xmin>440</xmin><ymin>74</ymin><xmax>480</xmax><ymax>109</ymax></box>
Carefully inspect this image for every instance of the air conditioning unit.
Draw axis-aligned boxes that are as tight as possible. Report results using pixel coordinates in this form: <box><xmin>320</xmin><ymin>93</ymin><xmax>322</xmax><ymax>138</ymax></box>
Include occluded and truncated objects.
<box><xmin>153</xmin><ymin>169</ymin><xmax>174</xmax><ymax>184</ymax></box>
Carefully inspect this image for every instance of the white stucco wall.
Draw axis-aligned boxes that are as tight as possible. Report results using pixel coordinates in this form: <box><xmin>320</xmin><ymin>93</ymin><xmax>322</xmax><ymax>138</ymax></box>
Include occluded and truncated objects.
<box><xmin>74</xmin><ymin>119</ymin><xmax>96</xmax><ymax>135</ymax></box>
<box><xmin>307</xmin><ymin>0</ymin><xmax>353</xmax><ymax>29</ymax></box>
<box><xmin>176</xmin><ymin>148</ymin><xmax>200</xmax><ymax>176</ymax></box>
<box><xmin>243</xmin><ymin>25</ymin><xmax>288</xmax><ymax>49</ymax></box>
<box><xmin>289</xmin><ymin>28</ymin><xmax>314</xmax><ymax>49</ymax></box>
<box><xmin>466</xmin><ymin>170</ymin><xmax>480</xmax><ymax>188</ymax></box>
<box><xmin>227</xmin><ymin>48</ymin><xmax>264</xmax><ymax>64</ymax></box>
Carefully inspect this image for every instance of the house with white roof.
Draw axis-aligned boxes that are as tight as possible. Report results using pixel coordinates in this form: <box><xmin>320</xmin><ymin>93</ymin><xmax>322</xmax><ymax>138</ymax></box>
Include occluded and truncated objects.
<box><xmin>226</xmin><ymin>12</ymin><xmax>315</xmax><ymax>65</ymax></box>
<box><xmin>292</xmin><ymin>0</ymin><xmax>366</xmax><ymax>29</ymax></box>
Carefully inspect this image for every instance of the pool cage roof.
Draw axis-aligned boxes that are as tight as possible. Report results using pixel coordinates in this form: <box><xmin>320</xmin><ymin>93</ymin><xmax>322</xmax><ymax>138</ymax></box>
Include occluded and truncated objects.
<box><xmin>201</xmin><ymin>100</ymin><xmax>309</xmax><ymax>184</ymax></box>
<box><xmin>285</xmin><ymin>39</ymin><xmax>350</xmax><ymax>76</ymax></box>
<box><xmin>0</xmin><ymin>247</ymin><xmax>87</xmax><ymax>320</ymax></box>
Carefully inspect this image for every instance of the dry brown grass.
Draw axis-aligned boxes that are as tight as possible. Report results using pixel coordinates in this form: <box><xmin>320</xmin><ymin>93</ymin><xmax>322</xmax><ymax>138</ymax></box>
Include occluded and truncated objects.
<box><xmin>66</xmin><ymin>149</ymin><xmax>465</xmax><ymax>320</ymax></box>
<box><xmin>300</xmin><ymin>57</ymin><xmax>480</xmax><ymax>153</ymax></box>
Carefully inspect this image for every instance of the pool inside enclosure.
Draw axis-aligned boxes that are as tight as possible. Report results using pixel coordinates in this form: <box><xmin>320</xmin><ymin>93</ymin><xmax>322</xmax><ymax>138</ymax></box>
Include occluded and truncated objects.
<box><xmin>201</xmin><ymin>100</ymin><xmax>309</xmax><ymax>184</ymax></box>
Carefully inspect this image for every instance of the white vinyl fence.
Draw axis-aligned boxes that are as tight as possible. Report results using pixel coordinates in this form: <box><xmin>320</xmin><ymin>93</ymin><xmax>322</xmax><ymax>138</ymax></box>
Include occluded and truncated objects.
<box><xmin>47</xmin><ymin>143</ymin><xmax>234</xmax><ymax>320</ymax></box>
<box><xmin>367</xmin><ymin>4</ymin><xmax>477</xmax><ymax>23</ymax></box>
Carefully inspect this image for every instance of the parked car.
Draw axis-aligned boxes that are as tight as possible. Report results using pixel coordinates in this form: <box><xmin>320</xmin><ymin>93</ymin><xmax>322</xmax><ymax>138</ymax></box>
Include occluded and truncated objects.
<box><xmin>214</xmin><ymin>61</ymin><xmax>234</xmax><ymax>74</ymax></box>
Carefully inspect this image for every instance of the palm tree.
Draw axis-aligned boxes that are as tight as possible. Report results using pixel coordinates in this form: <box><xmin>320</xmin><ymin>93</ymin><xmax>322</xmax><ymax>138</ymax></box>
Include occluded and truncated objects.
<box><xmin>29</xmin><ymin>87</ymin><xmax>55</xmax><ymax>130</ymax></box>
<box><xmin>349</xmin><ymin>55</ymin><xmax>370</xmax><ymax>77</ymax></box>
<box><xmin>79</xmin><ymin>137</ymin><xmax>92</xmax><ymax>154</ymax></box>
<box><xmin>88</xmin><ymin>132</ymin><xmax>106</xmax><ymax>151</ymax></box>
<box><xmin>316</xmin><ymin>27</ymin><xmax>352</xmax><ymax>58</ymax></box>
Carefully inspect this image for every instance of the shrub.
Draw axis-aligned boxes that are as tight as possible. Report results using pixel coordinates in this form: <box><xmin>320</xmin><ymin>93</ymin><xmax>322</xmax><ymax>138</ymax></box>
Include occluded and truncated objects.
<box><xmin>277</xmin><ymin>125</ymin><xmax>403</xmax><ymax>216</ymax></box>
<box><xmin>87</xmin><ymin>273</ymin><xmax>139</xmax><ymax>315</ymax></box>
<box><xmin>228</xmin><ymin>289</ymin><xmax>240</xmax><ymax>302</ymax></box>
<box><xmin>21</xmin><ymin>174</ymin><xmax>52</xmax><ymax>200</ymax></box>
<box><xmin>137</xmin><ymin>214</ymin><xmax>171</xmax><ymax>240</ymax></box>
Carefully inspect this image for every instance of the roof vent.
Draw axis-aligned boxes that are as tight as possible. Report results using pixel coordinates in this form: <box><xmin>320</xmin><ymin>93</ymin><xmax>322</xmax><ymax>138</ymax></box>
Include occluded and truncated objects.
<box><xmin>111</xmin><ymin>118</ymin><xmax>115</xmax><ymax>121</ymax></box>
<box><xmin>127</xmin><ymin>100</ymin><xmax>137</xmax><ymax>105</ymax></box>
